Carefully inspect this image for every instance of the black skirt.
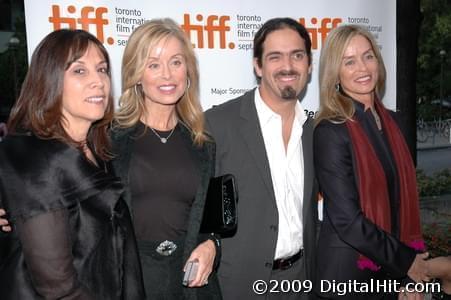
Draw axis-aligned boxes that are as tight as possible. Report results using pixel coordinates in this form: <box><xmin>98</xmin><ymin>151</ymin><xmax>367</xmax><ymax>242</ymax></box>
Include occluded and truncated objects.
<box><xmin>138</xmin><ymin>238</ymin><xmax>186</xmax><ymax>300</ymax></box>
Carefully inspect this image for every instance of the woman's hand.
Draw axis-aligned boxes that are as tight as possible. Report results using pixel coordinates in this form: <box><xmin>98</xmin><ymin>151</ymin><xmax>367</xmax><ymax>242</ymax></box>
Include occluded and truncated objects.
<box><xmin>184</xmin><ymin>239</ymin><xmax>216</xmax><ymax>287</ymax></box>
<box><xmin>0</xmin><ymin>209</ymin><xmax>12</xmax><ymax>232</ymax></box>
<box><xmin>407</xmin><ymin>252</ymin><xmax>430</xmax><ymax>283</ymax></box>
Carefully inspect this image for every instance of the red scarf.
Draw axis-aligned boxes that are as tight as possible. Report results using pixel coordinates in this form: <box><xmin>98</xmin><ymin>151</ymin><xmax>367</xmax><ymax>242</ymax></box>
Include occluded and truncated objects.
<box><xmin>345</xmin><ymin>100</ymin><xmax>425</xmax><ymax>271</ymax></box>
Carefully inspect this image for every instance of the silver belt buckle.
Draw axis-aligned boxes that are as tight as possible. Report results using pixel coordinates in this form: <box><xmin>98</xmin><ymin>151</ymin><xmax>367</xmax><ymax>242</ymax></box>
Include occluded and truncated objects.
<box><xmin>156</xmin><ymin>240</ymin><xmax>177</xmax><ymax>256</ymax></box>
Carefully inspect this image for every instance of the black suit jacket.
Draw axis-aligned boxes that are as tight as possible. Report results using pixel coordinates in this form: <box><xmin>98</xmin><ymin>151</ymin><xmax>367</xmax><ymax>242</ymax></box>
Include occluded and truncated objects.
<box><xmin>206</xmin><ymin>89</ymin><xmax>318</xmax><ymax>300</ymax></box>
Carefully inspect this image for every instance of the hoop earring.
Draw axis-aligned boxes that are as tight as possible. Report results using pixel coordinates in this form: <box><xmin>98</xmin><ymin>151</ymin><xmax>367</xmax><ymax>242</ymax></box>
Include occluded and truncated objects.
<box><xmin>186</xmin><ymin>78</ymin><xmax>191</xmax><ymax>90</ymax></box>
<box><xmin>335</xmin><ymin>83</ymin><xmax>340</xmax><ymax>92</ymax></box>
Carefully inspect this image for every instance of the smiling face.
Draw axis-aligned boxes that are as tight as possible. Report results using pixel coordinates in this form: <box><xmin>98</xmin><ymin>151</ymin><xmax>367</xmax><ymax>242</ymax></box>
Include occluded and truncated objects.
<box><xmin>61</xmin><ymin>43</ymin><xmax>110</xmax><ymax>140</ymax></box>
<box><xmin>140</xmin><ymin>36</ymin><xmax>188</xmax><ymax>109</ymax></box>
<box><xmin>254</xmin><ymin>27</ymin><xmax>312</xmax><ymax>104</ymax></box>
<box><xmin>339</xmin><ymin>34</ymin><xmax>379</xmax><ymax>105</ymax></box>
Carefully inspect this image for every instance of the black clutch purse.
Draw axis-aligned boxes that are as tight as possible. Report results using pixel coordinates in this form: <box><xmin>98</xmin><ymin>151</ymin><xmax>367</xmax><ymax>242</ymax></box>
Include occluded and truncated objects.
<box><xmin>200</xmin><ymin>174</ymin><xmax>238</xmax><ymax>235</ymax></box>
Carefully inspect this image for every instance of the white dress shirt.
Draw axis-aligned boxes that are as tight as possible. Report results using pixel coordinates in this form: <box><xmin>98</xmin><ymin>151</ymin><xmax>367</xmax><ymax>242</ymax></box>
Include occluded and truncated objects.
<box><xmin>255</xmin><ymin>88</ymin><xmax>306</xmax><ymax>260</ymax></box>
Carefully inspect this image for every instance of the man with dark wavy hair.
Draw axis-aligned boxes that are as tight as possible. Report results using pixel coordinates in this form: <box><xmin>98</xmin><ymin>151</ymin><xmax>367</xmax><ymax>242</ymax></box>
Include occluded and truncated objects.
<box><xmin>206</xmin><ymin>17</ymin><xmax>318</xmax><ymax>300</ymax></box>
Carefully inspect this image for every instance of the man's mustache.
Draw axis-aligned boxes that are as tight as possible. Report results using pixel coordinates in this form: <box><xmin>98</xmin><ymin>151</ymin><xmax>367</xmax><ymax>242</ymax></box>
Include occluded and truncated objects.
<box><xmin>275</xmin><ymin>70</ymin><xmax>300</xmax><ymax>77</ymax></box>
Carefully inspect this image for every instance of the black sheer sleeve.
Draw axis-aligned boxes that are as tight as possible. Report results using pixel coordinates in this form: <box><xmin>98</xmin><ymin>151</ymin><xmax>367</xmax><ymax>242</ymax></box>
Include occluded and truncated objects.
<box><xmin>16</xmin><ymin>208</ymin><xmax>95</xmax><ymax>300</ymax></box>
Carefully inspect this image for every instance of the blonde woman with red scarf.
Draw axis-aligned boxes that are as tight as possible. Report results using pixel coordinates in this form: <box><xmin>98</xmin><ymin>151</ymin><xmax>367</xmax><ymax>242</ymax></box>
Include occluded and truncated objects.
<box><xmin>314</xmin><ymin>25</ymin><xmax>430</xmax><ymax>300</ymax></box>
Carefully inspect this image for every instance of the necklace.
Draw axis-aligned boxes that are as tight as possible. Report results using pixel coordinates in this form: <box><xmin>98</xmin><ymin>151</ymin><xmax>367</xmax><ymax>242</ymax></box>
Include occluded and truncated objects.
<box><xmin>149</xmin><ymin>126</ymin><xmax>176</xmax><ymax>143</ymax></box>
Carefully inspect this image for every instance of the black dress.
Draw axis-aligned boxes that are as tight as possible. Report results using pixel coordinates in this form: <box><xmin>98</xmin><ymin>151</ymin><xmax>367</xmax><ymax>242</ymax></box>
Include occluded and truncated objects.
<box><xmin>0</xmin><ymin>133</ymin><xmax>145</xmax><ymax>299</ymax></box>
<box><xmin>111</xmin><ymin>122</ymin><xmax>222</xmax><ymax>300</ymax></box>
<box><xmin>314</xmin><ymin>102</ymin><xmax>417</xmax><ymax>300</ymax></box>
<box><xmin>129</xmin><ymin>122</ymin><xmax>200</xmax><ymax>299</ymax></box>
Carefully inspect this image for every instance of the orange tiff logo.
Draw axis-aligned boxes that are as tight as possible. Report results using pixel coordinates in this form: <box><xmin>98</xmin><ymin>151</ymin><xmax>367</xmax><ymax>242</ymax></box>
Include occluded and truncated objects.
<box><xmin>181</xmin><ymin>14</ymin><xmax>234</xmax><ymax>49</ymax></box>
<box><xmin>299</xmin><ymin>17</ymin><xmax>342</xmax><ymax>49</ymax></box>
<box><xmin>48</xmin><ymin>5</ymin><xmax>114</xmax><ymax>45</ymax></box>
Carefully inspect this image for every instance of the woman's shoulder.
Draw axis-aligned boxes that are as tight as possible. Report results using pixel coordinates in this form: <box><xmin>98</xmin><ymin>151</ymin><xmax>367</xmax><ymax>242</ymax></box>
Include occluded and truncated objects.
<box><xmin>314</xmin><ymin>119</ymin><xmax>351</xmax><ymax>148</ymax></box>
<box><xmin>198</xmin><ymin>129</ymin><xmax>216</xmax><ymax>158</ymax></box>
<box><xmin>109</xmin><ymin>122</ymin><xmax>139</xmax><ymax>141</ymax></box>
<box><xmin>0</xmin><ymin>133</ymin><xmax>68</xmax><ymax>168</ymax></box>
<box><xmin>109</xmin><ymin>122</ymin><xmax>142</xmax><ymax>155</ymax></box>
<box><xmin>0</xmin><ymin>135</ymin><xmax>71</xmax><ymax>219</ymax></box>
<box><xmin>1</xmin><ymin>132</ymin><xmax>55</xmax><ymax>147</ymax></box>
<box><xmin>315</xmin><ymin>119</ymin><xmax>348</xmax><ymax>134</ymax></box>
<box><xmin>203</xmin><ymin>131</ymin><xmax>216</xmax><ymax>148</ymax></box>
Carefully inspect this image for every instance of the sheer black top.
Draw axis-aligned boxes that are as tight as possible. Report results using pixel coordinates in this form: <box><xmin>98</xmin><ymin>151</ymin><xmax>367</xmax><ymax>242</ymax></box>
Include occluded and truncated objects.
<box><xmin>129</xmin><ymin>122</ymin><xmax>201</xmax><ymax>242</ymax></box>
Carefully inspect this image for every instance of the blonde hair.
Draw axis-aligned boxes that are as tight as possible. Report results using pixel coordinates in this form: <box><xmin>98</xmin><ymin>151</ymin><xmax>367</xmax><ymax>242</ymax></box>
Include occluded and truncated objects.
<box><xmin>316</xmin><ymin>25</ymin><xmax>386</xmax><ymax>125</ymax></box>
<box><xmin>115</xmin><ymin>18</ymin><xmax>207</xmax><ymax>145</ymax></box>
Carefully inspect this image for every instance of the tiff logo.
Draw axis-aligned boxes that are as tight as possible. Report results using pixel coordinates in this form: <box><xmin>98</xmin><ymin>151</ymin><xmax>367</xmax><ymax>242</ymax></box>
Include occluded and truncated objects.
<box><xmin>299</xmin><ymin>17</ymin><xmax>342</xmax><ymax>49</ymax></box>
<box><xmin>48</xmin><ymin>5</ymin><xmax>114</xmax><ymax>45</ymax></box>
<box><xmin>181</xmin><ymin>14</ymin><xmax>235</xmax><ymax>49</ymax></box>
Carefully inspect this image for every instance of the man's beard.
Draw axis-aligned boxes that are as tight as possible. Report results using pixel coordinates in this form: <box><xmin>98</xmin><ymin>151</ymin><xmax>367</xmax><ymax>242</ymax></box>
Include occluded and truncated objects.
<box><xmin>276</xmin><ymin>70</ymin><xmax>300</xmax><ymax>100</ymax></box>
<box><xmin>280</xmin><ymin>86</ymin><xmax>298</xmax><ymax>99</ymax></box>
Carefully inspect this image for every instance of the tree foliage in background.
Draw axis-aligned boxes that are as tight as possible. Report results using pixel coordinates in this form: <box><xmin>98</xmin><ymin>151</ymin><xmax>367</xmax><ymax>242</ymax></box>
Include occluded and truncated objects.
<box><xmin>417</xmin><ymin>0</ymin><xmax>451</xmax><ymax>109</ymax></box>
<box><xmin>417</xmin><ymin>169</ymin><xmax>451</xmax><ymax>197</ymax></box>
<box><xmin>0</xmin><ymin>15</ymin><xmax>27</xmax><ymax>122</ymax></box>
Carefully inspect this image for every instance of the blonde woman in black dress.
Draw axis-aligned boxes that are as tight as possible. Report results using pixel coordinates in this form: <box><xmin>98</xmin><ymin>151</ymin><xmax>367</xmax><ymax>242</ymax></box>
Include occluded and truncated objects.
<box><xmin>112</xmin><ymin>18</ymin><xmax>222</xmax><ymax>299</ymax></box>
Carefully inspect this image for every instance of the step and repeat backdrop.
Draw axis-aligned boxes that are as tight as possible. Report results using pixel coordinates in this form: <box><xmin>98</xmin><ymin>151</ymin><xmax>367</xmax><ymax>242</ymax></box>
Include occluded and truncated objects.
<box><xmin>24</xmin><ymin>0</ymin><xmax>396</xmax><ymax>112</ymax></box>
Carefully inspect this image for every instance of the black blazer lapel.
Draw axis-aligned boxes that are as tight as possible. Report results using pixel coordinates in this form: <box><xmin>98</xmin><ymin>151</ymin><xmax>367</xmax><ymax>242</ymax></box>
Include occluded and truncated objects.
<box><xmin>238</xmin><ymin>89</ymin><xmax>276</xmax><ymax>203</ymax></box>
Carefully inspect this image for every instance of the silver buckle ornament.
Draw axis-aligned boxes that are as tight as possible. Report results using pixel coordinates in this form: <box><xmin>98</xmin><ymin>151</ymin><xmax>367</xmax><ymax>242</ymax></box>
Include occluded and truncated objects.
<box><xmin>156</xmin><ymin>240</ymin><xmax>177</xmax><ymax>256</ymax></box>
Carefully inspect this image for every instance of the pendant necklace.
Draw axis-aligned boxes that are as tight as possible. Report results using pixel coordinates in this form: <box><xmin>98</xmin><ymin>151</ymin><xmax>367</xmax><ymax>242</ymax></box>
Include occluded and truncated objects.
<box><xmin>149</xmin><ymin>126</ymin><xmax>176</xmax><ymax>144</ymax></box>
